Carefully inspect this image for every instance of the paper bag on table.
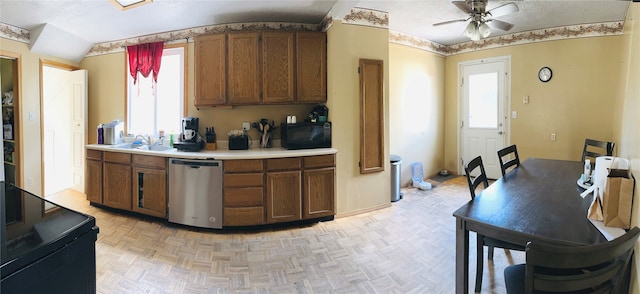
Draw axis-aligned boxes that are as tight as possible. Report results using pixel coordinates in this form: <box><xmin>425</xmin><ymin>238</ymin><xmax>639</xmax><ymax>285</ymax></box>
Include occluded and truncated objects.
<box><xmin>587</xmin><ymin>189</ymin><xmax>603</xmax><ymax>221</ymax></box>
<box><xmin>603</xmin><ymin>169</ymin><xmax>635</xmax><ymax>229</ymax></box>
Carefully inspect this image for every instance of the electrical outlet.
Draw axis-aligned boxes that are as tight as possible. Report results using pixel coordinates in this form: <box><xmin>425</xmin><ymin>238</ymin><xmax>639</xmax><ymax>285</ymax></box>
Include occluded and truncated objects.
<box><xmin>28</xmin><ymin>178</ymin><xmax>33</xmax><ymax>186</ymax></box>
<box><xmin>242</xmin><ymin>122</ymin><xmax>250</xmax><ymax>131</ymax></box>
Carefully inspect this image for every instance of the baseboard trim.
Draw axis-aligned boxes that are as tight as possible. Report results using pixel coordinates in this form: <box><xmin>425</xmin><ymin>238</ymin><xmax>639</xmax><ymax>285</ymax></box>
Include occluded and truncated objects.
<box><xmin>335</xmin><ymin>203</ymin><xmax>391</xmax><ymax>219</ymax></box>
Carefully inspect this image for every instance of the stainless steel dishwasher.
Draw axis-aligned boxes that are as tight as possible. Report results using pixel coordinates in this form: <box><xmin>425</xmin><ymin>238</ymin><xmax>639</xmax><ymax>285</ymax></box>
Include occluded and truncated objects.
<box><xmin>168</xmin><ymin>158</ymin><xmax>223</xmax><ymax>229</ymax></box>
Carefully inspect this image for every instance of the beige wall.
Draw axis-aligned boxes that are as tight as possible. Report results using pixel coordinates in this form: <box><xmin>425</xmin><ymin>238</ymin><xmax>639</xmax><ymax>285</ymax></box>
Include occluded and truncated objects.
<box><xmin>327</xmin><ymin>21</ymin><xmax>391</xmax><ymax>214</ymax></box>
<box><xmin>389</xmin><ymin>43</ymin><xmax>445</xmax><ymax>185</ymax></box>
<box><xmin>0</xmin><ymin>38</ymin><xmax>79</xmax><ymax>195</ymax></box>
<box><xmin>616</xmin><ymin>3</ymin><xmax>640</xmax><ymax>292</ymax></box>
<box><xmin>444</xmin><ymin>36</ymin><xmax>624</xmax><ymax>174</ymax></box>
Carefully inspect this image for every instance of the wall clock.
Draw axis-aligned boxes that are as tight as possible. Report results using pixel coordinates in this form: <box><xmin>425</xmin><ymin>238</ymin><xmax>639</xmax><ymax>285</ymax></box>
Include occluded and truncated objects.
<box><xmin>538</xmin><ymin>67</ymin><xmax>552</xmax><ymax>82</ymax></box>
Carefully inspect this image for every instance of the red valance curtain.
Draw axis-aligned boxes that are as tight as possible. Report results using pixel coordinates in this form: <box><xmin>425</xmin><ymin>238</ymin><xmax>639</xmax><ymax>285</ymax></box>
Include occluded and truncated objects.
<box><xmin>127</xmin><ymin>41</ymin><xmax>164</xmax><ymax>84</ymax></box>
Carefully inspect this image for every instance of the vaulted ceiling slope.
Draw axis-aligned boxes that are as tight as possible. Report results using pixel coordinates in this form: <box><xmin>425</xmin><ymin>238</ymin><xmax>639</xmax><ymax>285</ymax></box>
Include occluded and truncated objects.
<box><xmin>0</xmin><ymin>0</ymin><xmax>631</xmax><ymax>61</ymax></box>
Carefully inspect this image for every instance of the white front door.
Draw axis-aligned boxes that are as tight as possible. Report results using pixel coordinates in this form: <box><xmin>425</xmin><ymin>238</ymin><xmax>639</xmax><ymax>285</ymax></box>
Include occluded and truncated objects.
<box><xmin>460</xmin><ymin>58</ymin><xmax>509</xmax><ymax>179</ymax></box>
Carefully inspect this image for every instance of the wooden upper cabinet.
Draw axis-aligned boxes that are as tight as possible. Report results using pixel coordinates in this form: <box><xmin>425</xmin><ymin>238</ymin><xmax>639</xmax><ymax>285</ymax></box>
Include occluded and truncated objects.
<box><xmin>228</xmin><ymin>32</ymin><xmax>261</xmax><ymax>104</ymax></box>
<box><xmin>195</xmin><ymin>34</ymin><xmax>226</xmax><ymax>107</ymax></box>
<box><xmin>296</xmin><ymin>32</ymin><xmax>327</xmax><ymax>103</ymax></box>
<box><xmin>262</xmin><ymin>32</ymin><xmax>295</xmax><ymax>103</ymax></box>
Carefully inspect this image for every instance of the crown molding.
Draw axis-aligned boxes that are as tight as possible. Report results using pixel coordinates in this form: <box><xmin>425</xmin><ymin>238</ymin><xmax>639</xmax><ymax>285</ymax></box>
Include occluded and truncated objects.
<box><xmin>342</xmin><ymin>7</ymin><xmax>389</xmax><ymax>29</ymax></box>
<box><xmin>86</xmin><ymin>22</ymin><xmax>322</xmax><ymax>56</ymax></box>
<box><xmin>0</xmin><ymin>22</ymin><xmax>30</xmax><ymax>44</ymax></box>
<box><xmin>390</xmin><ymin>21</ymin><xmax>624</xmax><ymax>56</ymax></box>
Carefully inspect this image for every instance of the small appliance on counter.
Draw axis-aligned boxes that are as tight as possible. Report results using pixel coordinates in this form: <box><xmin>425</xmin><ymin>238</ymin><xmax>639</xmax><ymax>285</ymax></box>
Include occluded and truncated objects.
<box><xmin>101</xmin><ymin>120</ymin><xmax>124</xmax><ymax>145</ymax></box>
<box><xmin>281</xmin><ymin>121</ymin><xmax>331</xmax><ymax>150</ymax></box>
<box><xmin>307</xmin><ymin>104</ymin><xmax>329</xmax><ymax>123</ymax></box>
<box><xmin>228</xmin><ymin>129</ymin><xmax>249</xmax><ymax>150</ymax></box>
<box><xmin>173</xmin><ymin>117</ymin><xmax>204</xmax><ymax>152</ymax></box>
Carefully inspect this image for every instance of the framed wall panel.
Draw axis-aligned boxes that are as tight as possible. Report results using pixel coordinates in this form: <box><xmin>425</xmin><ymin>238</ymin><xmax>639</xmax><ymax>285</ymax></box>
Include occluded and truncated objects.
<box><xmin>359</xmin><ymin>59</ymin><xmax>384</xmax><ymax>174</ymax></box>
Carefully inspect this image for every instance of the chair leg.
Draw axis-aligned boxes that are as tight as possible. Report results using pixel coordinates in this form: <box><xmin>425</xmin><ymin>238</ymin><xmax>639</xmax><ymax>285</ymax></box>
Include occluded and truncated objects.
<box><xmin>488</xmin><ymin>245</ymin><xmax>494</xmax><ymax>260</ymax></box>
<box><xmin>476</xmin><ymin>235</ymin><xmax>484</xmax><ymax>293</ymax></box>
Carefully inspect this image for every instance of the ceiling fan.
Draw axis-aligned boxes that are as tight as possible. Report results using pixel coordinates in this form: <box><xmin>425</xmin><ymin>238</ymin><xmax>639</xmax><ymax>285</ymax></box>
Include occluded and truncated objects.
<box><xmin>433</xmin><ymin>0</ymin><xmax>519</xmax><ymax>41</ymax></box>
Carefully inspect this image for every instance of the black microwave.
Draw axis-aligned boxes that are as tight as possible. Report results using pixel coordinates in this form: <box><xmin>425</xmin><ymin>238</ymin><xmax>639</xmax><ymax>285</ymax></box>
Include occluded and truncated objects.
<box><xmin>281</xmin><ymin>122</ymin><xmax>331</xmax><ymax>150</ymax></box>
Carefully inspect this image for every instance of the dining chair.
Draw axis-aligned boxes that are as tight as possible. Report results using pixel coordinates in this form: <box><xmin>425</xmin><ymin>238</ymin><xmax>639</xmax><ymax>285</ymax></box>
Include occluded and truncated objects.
<box><xmin>504</xmin><ymin>226</ymin><xmax>640</xmax><ymax>294</ymax></box>
<box><xmin>497</xmin><ymin>145</ymin><xmax>520</xmax><ymax>177</ymax></box>
<box><xmin>465</xmin><ymin>156</ymin><xmax>526</xmax><ymax>292</ymax></box>
<box><xmin>581</xmin><ymin>138</ymin><xmax>615</xmax><ymax>168</ymax></box>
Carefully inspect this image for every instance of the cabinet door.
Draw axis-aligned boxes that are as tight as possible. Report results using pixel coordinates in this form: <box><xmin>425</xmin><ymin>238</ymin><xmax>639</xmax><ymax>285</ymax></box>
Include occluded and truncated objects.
<box><xmin>85</xmin><ymin>159</ymin><xmax>103</xmax><ymax>204</ymax></box>
<box><xmin>228</xmin><ymin>32</ymin><xmax>261</xmax><ymax>104</ymax></box>
<box><xmin>132</xmin><ymin>167</ymin><xmax>167</xmax><ymax>218</ymax></box>
<box><xmin>262</xmin><ymin>32</ymin><xmax>295</xmax><ymax>103</ymax></box>
<box><xmin>195</xmin><ymin>34</ymin><xmax>227</xmax><ymax>106</ymax></box>
<box><xmin>303</xmin><ymin>167</ymin><xmax>335</xmax><ymax>219</ymax></box>
<box><xmin>103</xmin><ymin>162</ymin><xmax>132</xmax><ymax>210</ymax></box>
<box><xmin>296</xmin><ymin>32</ymin><xmax>327</xmax><ymax>103</ymax></box>
<box><xmin>266</xmin><ymin>170</ymin><xmax>301</xmax><ymax>223</ymax></box>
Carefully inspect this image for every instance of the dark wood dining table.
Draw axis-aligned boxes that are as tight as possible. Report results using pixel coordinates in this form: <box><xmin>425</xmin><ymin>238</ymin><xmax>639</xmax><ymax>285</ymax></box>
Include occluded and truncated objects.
<box><xmin>453</xmin><ymin>158</ymin><xmax>608</xmax><ymax>294</ymax></box>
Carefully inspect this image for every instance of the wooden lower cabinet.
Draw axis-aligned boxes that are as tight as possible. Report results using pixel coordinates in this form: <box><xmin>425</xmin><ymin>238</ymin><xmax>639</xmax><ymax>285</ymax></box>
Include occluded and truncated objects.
<box><xmin>132</xmin><ymin>166</ymin><xmax>167</xmax><ymax>218</ymax></box>
<box><xmin>223</xmin><ymin>160</ymin><xmax>265</xmax><ymax>226</ymax></box>
<box><xmin>303</xmin><ymin>167</ymin><xmax>335</xmax><ymax>219</ymax></box>
<box><xmin>85</xmin><ymin>158</ymin><xmax>103</xmax><ymax>204</ymax></box>
<box><xmin>103</xmin><ymin>162</ymin><xmax>132</xmax><ymax>210</ymax></box>
<box><xmin>266</xmin><ymin>170</ymin><xmax>302</xmax><ymax>223</ymax></box>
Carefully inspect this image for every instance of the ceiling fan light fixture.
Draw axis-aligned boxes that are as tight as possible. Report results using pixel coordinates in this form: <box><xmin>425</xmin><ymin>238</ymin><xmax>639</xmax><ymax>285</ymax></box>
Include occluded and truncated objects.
<box><xmin>463</xmin><ymin>21</ymin><xmax>478</xmax><ymax>39</ymax></box>
<box><xmin>479</xmin><ymin>22</ymin><xmax>491</xmax><ymax>38</ymax></box>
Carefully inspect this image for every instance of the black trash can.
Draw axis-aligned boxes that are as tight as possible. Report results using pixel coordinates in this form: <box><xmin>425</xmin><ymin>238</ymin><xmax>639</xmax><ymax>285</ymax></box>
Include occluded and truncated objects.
<box><xmin>390</xmin><ymin>155</ymin><xmax>403</xmax><ymax>202</ymax></box>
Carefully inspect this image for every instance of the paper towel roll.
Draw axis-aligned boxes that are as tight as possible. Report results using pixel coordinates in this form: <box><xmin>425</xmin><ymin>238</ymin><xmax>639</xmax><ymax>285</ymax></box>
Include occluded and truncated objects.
<box><xmin>594</xmin><ymin>156</ymin><xmax>630</xmax><ymax>199</ymax></box>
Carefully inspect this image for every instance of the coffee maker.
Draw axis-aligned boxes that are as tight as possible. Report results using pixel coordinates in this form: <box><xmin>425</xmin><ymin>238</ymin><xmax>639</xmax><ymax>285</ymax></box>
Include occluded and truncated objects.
<box><xmin>174</xmin><ymin>117</ymin><xmax>204</xmax><ymax>151</ymax></box>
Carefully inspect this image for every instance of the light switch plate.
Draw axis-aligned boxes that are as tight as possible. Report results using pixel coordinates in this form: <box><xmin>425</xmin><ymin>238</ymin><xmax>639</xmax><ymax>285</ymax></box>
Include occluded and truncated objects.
<box><xmin>512</xmin><ymin>111</ymin><xmax>517</xmax><ymax>119</ymax></box>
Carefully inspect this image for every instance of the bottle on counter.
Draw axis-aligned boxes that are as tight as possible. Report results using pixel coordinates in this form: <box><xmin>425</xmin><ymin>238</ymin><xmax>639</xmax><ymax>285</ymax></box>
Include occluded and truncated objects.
<box><xmin>97</xmin><ymin>124</ymin><xmax>104</xmax><ymax>144</ymax></box>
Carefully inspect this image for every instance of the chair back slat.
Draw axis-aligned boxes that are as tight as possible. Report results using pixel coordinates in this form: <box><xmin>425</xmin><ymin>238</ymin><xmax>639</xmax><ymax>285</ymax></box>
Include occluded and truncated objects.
<box><xmin>464</xmin><ymin>156</ymin><xmax>489</xmax><ymax>199</ymax></box>
<box><xmin>497</xmin><ymin>145</ymin><xmax>520</xmax><ymax>177</ymax></box>
<box><xmin>582</xmin><ymin>139</ymin><xmax>615</xmax><ymax>167</ymax></box>
<box><xmin>523</xmin><ymin>227</ymin><xmax>640</xmax><ymax>294</ymax></box>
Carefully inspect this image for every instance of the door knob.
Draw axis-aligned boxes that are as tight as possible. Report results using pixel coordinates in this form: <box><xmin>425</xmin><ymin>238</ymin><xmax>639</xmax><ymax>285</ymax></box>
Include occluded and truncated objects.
<box><xmin>498</xmin><ymin>131</ymin><xmax>503</xmax><ymax>135</ymax></box>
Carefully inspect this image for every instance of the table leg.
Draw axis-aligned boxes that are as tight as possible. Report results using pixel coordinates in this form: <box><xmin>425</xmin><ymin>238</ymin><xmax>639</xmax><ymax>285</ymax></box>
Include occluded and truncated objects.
<box><xmin>456</xmin><ymin>217</ymin><xmax>469</xmax><ymax>294</ymax></box>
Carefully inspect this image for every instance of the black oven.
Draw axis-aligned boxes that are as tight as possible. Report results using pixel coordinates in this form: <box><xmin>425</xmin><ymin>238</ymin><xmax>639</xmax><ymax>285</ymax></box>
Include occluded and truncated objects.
<box><xmin>281</xmin><ymin>122</ymin><xmax>331</xmax><ymax>150</ymax></box>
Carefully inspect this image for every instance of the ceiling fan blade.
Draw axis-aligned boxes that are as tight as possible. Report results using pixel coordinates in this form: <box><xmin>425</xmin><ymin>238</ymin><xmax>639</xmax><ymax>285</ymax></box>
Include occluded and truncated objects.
<box><xmin>487</xmin><ymin>2</ymin><xmax>519</xmax><ymax>18</ymax></box>
<box><xmin>433</xmin><ymin>18</ymin><xmax>469</xmax><ymax>27</ymax></box>
<box><xmin>453</xmin><ymin>1</ymin><xmax>473</xmax><ymax>14</ymax></box>
<box><xmin>488</xmin><ymin>19</ymin><xmax>514</xmax><ymax>31</ymax></box>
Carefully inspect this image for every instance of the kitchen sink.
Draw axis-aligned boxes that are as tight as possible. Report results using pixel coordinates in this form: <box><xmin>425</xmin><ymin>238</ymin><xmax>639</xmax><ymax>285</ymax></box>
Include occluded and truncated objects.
<box><xmin>109</xmin><ymin>143</ymin><xmax>172</xmax><ymax>152</ymax></box>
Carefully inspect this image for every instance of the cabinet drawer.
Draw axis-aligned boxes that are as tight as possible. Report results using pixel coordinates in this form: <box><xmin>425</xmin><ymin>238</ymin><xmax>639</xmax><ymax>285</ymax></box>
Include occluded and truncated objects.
<box><xmin>224</xmin><ymin>173</ymin><xmax>263</xmax><ymax>187</ymax></box>
<box><xmin>224</xmin><ymin>187</ymin><xmax>263</xmax><ymax>207</ymax></box>
<box><xmin>103</xmin><ymin>151</ymin><xmax>131</xmax><ymax>164</ymax></box>
<box><xmin>86</xmin><ymin>149</ymin><xmax>102</xmax><ymax>161</ymax></box>
<box><xmin>132</xmin><ymin>154</ymin><xmax>167</xmax><ymax>169</ymax></box>
<box><xmin>224</xmin><ymin>207</ymin><xmax>265</xmax><ymax>226</ymax></box>
<box><xmin>266</xmin><ymin>157</ymin><xmax>301</xmax><ymax>171</ymax></box>
<box><xmin>224</xmin><ymin>160</ymin><xmax>264</xmax><ymax>172</ymax></box>
<box><xmin>303</xmin><ymin>154</ymin><xmax>335</xmax><ymax>169</ymax></box>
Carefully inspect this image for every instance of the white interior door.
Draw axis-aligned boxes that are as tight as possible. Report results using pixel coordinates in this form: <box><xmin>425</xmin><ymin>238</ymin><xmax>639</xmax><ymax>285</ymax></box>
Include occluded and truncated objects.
<box><xmin>70</xmin><ymin>69</ymin><xmax>87</xmax><ymax>193</ymax></box>
<box><xmin>460</xmin><ymin>58</ymin><xmax>509</xmax><ymax>179</ymax></box>
<box><xmin>43</xmin><ymin>66</ymin><xmax>87</xmax><ymax>196</ymax></box>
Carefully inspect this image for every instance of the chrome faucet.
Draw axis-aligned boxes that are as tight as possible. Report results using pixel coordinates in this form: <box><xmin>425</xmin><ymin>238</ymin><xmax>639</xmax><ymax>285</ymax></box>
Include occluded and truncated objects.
<box><xmin>135</xmin><ymin>134</ymin><xmax>151</xmax><ymax>145</ymax></box>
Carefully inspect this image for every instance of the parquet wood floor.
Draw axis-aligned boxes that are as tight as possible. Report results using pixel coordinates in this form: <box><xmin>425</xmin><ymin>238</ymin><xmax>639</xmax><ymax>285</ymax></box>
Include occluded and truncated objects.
<box><xmin>47</xmin><ymin>176</ymin><xmax>523</xmax><ymax>293</ymax></box>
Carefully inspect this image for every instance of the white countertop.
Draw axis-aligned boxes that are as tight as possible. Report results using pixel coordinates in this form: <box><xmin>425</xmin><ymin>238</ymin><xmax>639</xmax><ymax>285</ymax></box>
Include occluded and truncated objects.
<box><xmin>86</xmin><ymin>144</ymin><xmax>337</xmax><ymax>160</ymax></box>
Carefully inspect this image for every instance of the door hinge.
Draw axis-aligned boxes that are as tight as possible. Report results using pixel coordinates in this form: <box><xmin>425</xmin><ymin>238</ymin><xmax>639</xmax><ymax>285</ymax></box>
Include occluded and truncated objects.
<box><xmin>358</xmin><ymin>67</ymin><xmax>360</xmax><ymax>74</ymax></box>
<box><xmin>461</xmin><ymin>120</ymin><xmax>464</xmax><ymax>128</ymax></box>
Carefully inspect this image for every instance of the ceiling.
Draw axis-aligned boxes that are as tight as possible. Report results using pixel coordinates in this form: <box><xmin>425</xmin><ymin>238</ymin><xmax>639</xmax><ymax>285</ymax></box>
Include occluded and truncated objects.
<box><xmin>0</xmin><ymin>0</ymin><xmax>631</xmax><ymax>50</ymax></box>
